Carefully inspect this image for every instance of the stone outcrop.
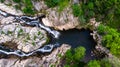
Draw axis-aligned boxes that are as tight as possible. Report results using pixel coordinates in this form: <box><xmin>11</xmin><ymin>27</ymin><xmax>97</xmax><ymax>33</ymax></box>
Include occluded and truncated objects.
<box><xmin>31</xmin><ymin>1</ymin><xmax>80</xmax><ymax>30</ymax></box>
<box><xmin>0</xmin><ymin>1</ymin><xmax>84</xmax><ymax>67</ymax></box>
<box><xmin>0</xmin><ymin>44</ymin><xmax>71</xmax><ymax>67</ymax></box>
<box><xmin>32</xmin><ymin>0</ymin><xmax>48</xmax><ymax>11</ymax></box>
<box><xmin>0</xmin><ymin>3</ymin><xmax>47</xmax><ymax>52</ymax></box>
<box><xmin>0</xmin><ymin>3</ymin><xmax>23</xmax><ymax>15</ymax></box>
<box><xmin>44</xmin><ymin>5</ymin><xmax>79</xmax><ymax>30</ymax></box>
<box><xmin>0</xmin><ymin>22</ymin><xmax>47</xmax><ymax>53</ymax></box>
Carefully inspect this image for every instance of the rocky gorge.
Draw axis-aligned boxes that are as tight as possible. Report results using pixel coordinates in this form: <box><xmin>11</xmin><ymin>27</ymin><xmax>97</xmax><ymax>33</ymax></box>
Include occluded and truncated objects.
<box><xmin>0</xmin><ymin>1</ymin><xmax>110</xmax><ymax>67</ymax></box>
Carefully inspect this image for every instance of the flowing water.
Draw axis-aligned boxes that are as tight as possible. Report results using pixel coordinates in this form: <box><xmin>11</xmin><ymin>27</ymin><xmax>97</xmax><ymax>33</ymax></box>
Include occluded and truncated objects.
<box><xmin>0</xmin><ymin>9</ymin><xmax>96</xmax><ymax>61</ymax></box>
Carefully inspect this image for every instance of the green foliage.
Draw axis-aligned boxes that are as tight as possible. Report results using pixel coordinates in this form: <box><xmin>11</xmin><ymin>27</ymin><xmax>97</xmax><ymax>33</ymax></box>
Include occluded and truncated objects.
<box><xmin>22</xmin><ymin>7</ymin><xmax>35</xmax><ymax>15</ymax></box>
<box><xmin>21</xmin><ymin>0</ymin><xmax>35</xmax><ymax>15</ymax></box>
<box><xmin>100</xmin><ymin>59</ymin><xmax>112</xmax><ymax>67</ymax></box>
<box><xmin>87</xmin><ymin>60</ymin><xmax>100</xmax><ymax>67</ymax></box>
<box><xmin>37</xmin><ymin>31</ymin><xmax>41</xmax><ymax>35</ymax></box>
<box><xmin>34</xmin><ymin>35</ymin><xmax>37</xmax><ymax>40</ymax></box>
<box><xmin>97</xmin><ymin>25</ymin><xmax>120</xmax><ymax>57</ymax></box>
<box><xmin>64</xmin><ymin>64</ymin><xmax>70</xmax><ymax>67</ymax></box>
<box><xmin>26</xmin><ymin>35</ymin><xmax>30</xmax><ymax>40</ymax></box>
<box><xmin>74</xmin><ymin>46</ymin><xmax>86</xmax><ymax>61</ymax></box>
<box><xmin>58</xmin><ymin>53</ymin><xmax>62</xmax><ymax>58</ymax></box>
<box><xmin>58</xmin><ymin>0</ymin><xmax>69</xmax><ymax>12</ymax></box>
<box><xmin>64</xmin><ymin>46</ymin><xmax>86</xmax><ymax>67</ymax></box>
<box><xmin>45</xmin><ymin>0</ymin><xmax>59</xmax><ymax>7</ymax></box>
<box><xmin>72</xmin><ymin>4</ymin><xmax>86</xmax><ymax>24</ymax></box>
<box><xmin>97</xmin><ymin>24</ymin><xmax>106</xmax><ymax>34</ymax></box>
<box><xmin>11</xmin><ymin>0</ymin><xmax>35</xmax><ymax>15</ymax></box>
<box><xmin>7</xmin><ymin>31</ymin><xmax>12</xmax><ymax>35</ymax></box>
<box><xmin>45</xmin><ymin>0</ymin><xmax>69</xmax><ymax>12</ymax></box>
<box><xmin>72</xmin><ymin>4</ymin><xmax>82</xmax><ymax>17</ymax></box>
<box><xmin>1</xmin><ymin>31</ymin><xmax>5</xmax><ymax>34</ymax></box>
<box><xmin>87</xmin><ymin>59</ymin><xmax>112</xmax><ymax>67</ymax></box>
<box><xmin>85</xmin><ymin>0</ymin><xmax>120</xmax><ymax>29</ymax></box>
<box><xmin>0</xmin><ymin>0</ymin><xmax>4</xmax><ymax>3</ymax></box>
<box><xmin>13</xmin><ymin>0</ymin><xmax>21</xmax><ymax>3</ymax></box>
<box><xmin>32</xmin><ymin>42</ymin><xmax>35</xmax><ymax>46</ymax></box>
<box><xmin>50</xmin><ymin>64</ymin><xmax>56</xmax><ymax>67</ymax></box>
<box><xmin>71</xmin><ymin>0</ymin><xmax>120</xmax><ymax>29</ymax></box>
<box><xmin>65</xmin><ymin>49</ymin><xmax>73</xmax><ymax>63</ymax></box>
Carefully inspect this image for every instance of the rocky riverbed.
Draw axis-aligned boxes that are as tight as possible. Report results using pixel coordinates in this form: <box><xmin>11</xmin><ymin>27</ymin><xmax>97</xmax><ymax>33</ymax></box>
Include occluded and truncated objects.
<box><xmin>0</xmin><ymin>1</ymin><xmax>107</xmax><ymax>67</ymax></box>
<box><xmin>0</xmin><ymin>2</ymin><xmax>72</xmax><ymax>67</ymax></box>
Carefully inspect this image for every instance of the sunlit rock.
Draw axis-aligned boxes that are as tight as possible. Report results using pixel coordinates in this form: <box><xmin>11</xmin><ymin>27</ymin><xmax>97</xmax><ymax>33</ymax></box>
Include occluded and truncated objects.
<box><xmin>0</xmin><ymin>23</ymin><xmax>47</xmax><ymax>52</ymax></box>
<box><xmin>42</xmin><ymin>5</ymin><xmax>79</xmax><ymax>30</ymax></box>
<box><xmin>0</xmin><ymin>3</ymin><xmax>23</xmax><ymax>15</ymax></box>
<box><xmin>0</xmin><ymin>44</ymin><xmax>70</xmax><ymax>67</ymax></box>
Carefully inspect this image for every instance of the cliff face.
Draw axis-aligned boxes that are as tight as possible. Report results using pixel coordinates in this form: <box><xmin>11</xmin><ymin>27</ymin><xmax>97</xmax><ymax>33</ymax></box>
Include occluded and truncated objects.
<box><xmin>32</xmin><ymin>0</ymin><xmax>80</xmax><ymax>30</ymax></box>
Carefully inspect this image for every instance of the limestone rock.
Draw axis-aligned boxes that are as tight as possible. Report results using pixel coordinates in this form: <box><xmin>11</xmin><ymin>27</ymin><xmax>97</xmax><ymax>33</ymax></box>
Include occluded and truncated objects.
<box><xmin>0</xmin><ymin>18</ymin><xmax>47</xmax><ymax>52</ymax></box>
<box><xmin>0</xmin><ymin>44</ymin><xmax>71</xmax><ymax>67</ymax></box>
<box><xmin>0</xmin><ymin>3</ymin><xmax>23</xmax><ymax>15</ymax></box>
<box><xmin>32</xmin><ymin>0</ymin><xmax>48</xmax><ymax>11</ymax></box>
<box><xmin>42</xmin><ymin>5</ymin><xmax>79</xmax><ymax>30</ymax></box>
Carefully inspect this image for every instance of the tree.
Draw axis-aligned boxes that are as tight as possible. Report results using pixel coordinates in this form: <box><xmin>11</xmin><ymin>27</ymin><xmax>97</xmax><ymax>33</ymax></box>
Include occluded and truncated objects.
<box><xmin>87</xmin><ymin>60</ymin><xmax>100</xmax><ymax>67</ymax></box>
<box><xmin>100</xmin><ymin>58</ymin><xmax>112</xmax><ymax>67</ymax></box>
<box><xmin>74</xmin><ymin>46</ymin><xmax>86</xmax><ymax>61</ymax></box>
<box><xmin>64</xmin><ymin>46</ymin><xmax>86</xmax><ymax>67</ymax></box>
<box><xmin>98</xmin><ymin>25</ymin><xmax>120</xmax><ymax>57</ymax></box>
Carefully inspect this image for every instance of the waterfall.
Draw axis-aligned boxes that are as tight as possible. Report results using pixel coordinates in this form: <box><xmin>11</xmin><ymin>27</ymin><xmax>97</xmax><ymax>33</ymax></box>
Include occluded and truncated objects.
<box><xmin>0</xmin><ymin>9</ymin><xmax>8</xmax><ymax>17</ymax></box>
<box><xmin>0</xmin><ymin>9</ymin><xmax>60</xmax><ymax>38</ymax></box>
<box><xmin>0</xmin><ymin>9</ymin><xmax>60</xmax><ymax>57</ymax></box>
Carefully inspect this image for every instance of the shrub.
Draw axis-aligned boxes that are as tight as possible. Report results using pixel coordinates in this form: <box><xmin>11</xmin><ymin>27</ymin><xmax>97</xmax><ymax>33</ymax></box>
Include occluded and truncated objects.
<box><xmin>45</xmin><ymin>0</ymin><xmax>59</xmax><ymax>7</ymax></box>
<box><xmin>87</xmin><ymin>59</ymin><xmax>112</xmax><ymax>67</ymax></box>
<box><xmin>22</xmin><ymin>7</ymin><xmax>35</xmax><ymax>15</ymax></box>
<box><xmin>73</xmin><ymin>46</ymin><xmax>86</xmax><ymax>61</ymax></box>
<box><xmin>100</xmin><ymin>59</ymin><xmax>112</xmax><ymax>67</ymax></box>
<box><xmin>58</xmin><ymin>0</ymin><xmax>69</xmax><ymax>12</ymax></box>
<box><xmin>45</xmin><ymin>0</ymin><xmax>69</xmax><ymax>12</ymax></box>
<box><xmin>13</xmin><ymin>0</ymin><xmax>21</xmax><ymax>3</ymax></box>
<box><xmin>0</xmin><ymin>0</ymin><xmax>4</xmax><ymax>3</ymax></box>
<box><xmin>85</xmin><ymin>0</ymin><xmax>120</xmax><ymax>29</ymax></box>
<box><xmin>87</xmin><ymin>60</ymin><xmax>100</xmax><ymax>67</ymax></box>
<box><xmin>72</xmin><ymin>4</ymin><xmax>82</xmax><ymax>17</ymax></box>
<box><xmin>64</xmin><ymin>46</ymin><xmax>86</xmax><ymax>66</ymax></box>
<box><xmin>97</xmin><ymin>24</ymin><xmax>106</xmax><ymax>34</ymax></box>
<box><xmin>98</xmin><ymin>25</ymin><xmax>120</xmax><ymax>57</ymax></box>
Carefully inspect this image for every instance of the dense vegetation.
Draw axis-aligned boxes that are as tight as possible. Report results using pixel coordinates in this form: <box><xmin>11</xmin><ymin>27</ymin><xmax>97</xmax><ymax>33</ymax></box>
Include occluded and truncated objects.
<box><xmin>45</xmin><ymin>0</ymin><xmax>120</xmax><ymax>29</ymax></box>
<box><xmin>87</xmin><ymin>59</ymin><xmax>112</xmax><ymax>67</ymax></box>
<box><xmin>97</xmin><ymin>24</ymin><xmax>120</xmax><ymax>57</ymax></box>
<box><xmin>45</xmin><ymin>0</ymin><xmax>69</xmax><ymax>12</ymax></box>
<box><xmin>64</xmin><ymin>46</ymin><xmax>86</xmax><ymax>67</ymax></box>
<box><xmin>61</xmin><ymin>46</ymin><xmax>112</xmax><ymax>67</ymax></box>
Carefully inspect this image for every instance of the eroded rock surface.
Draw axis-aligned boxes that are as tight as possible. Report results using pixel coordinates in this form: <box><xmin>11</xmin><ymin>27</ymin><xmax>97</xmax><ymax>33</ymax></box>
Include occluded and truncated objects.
<box><xmin>0</xmin><ymin>44</ymin><xmax>71</xmax><ymax>67</ymax></box>
<box><xmin>31</xmin><ymin>1</ymin><xmax>80</xmax><ymax>30</ymax></box>
<box><xmin>0</xmin><ymin>3</ymin><xmax>23</xmax><ymax>15</ymax></box>
<box><xmin>0</xmin><ymin>3</ymin><xmax>47</xmax><ymax>52</ymax></box>
<box><xmin>0</xmin><ymin>22</ymin><xmax>47</xmax><ymax>53</ymax></box>
<box><xmin>44</xmin><ymin>5</ymin><xmax>79</xmax><ymax>30</ymax></box>
<box><xmin>0</xmin><ymin>1</ymin><xmax>72</xmax><ymax>67</ymax></box>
